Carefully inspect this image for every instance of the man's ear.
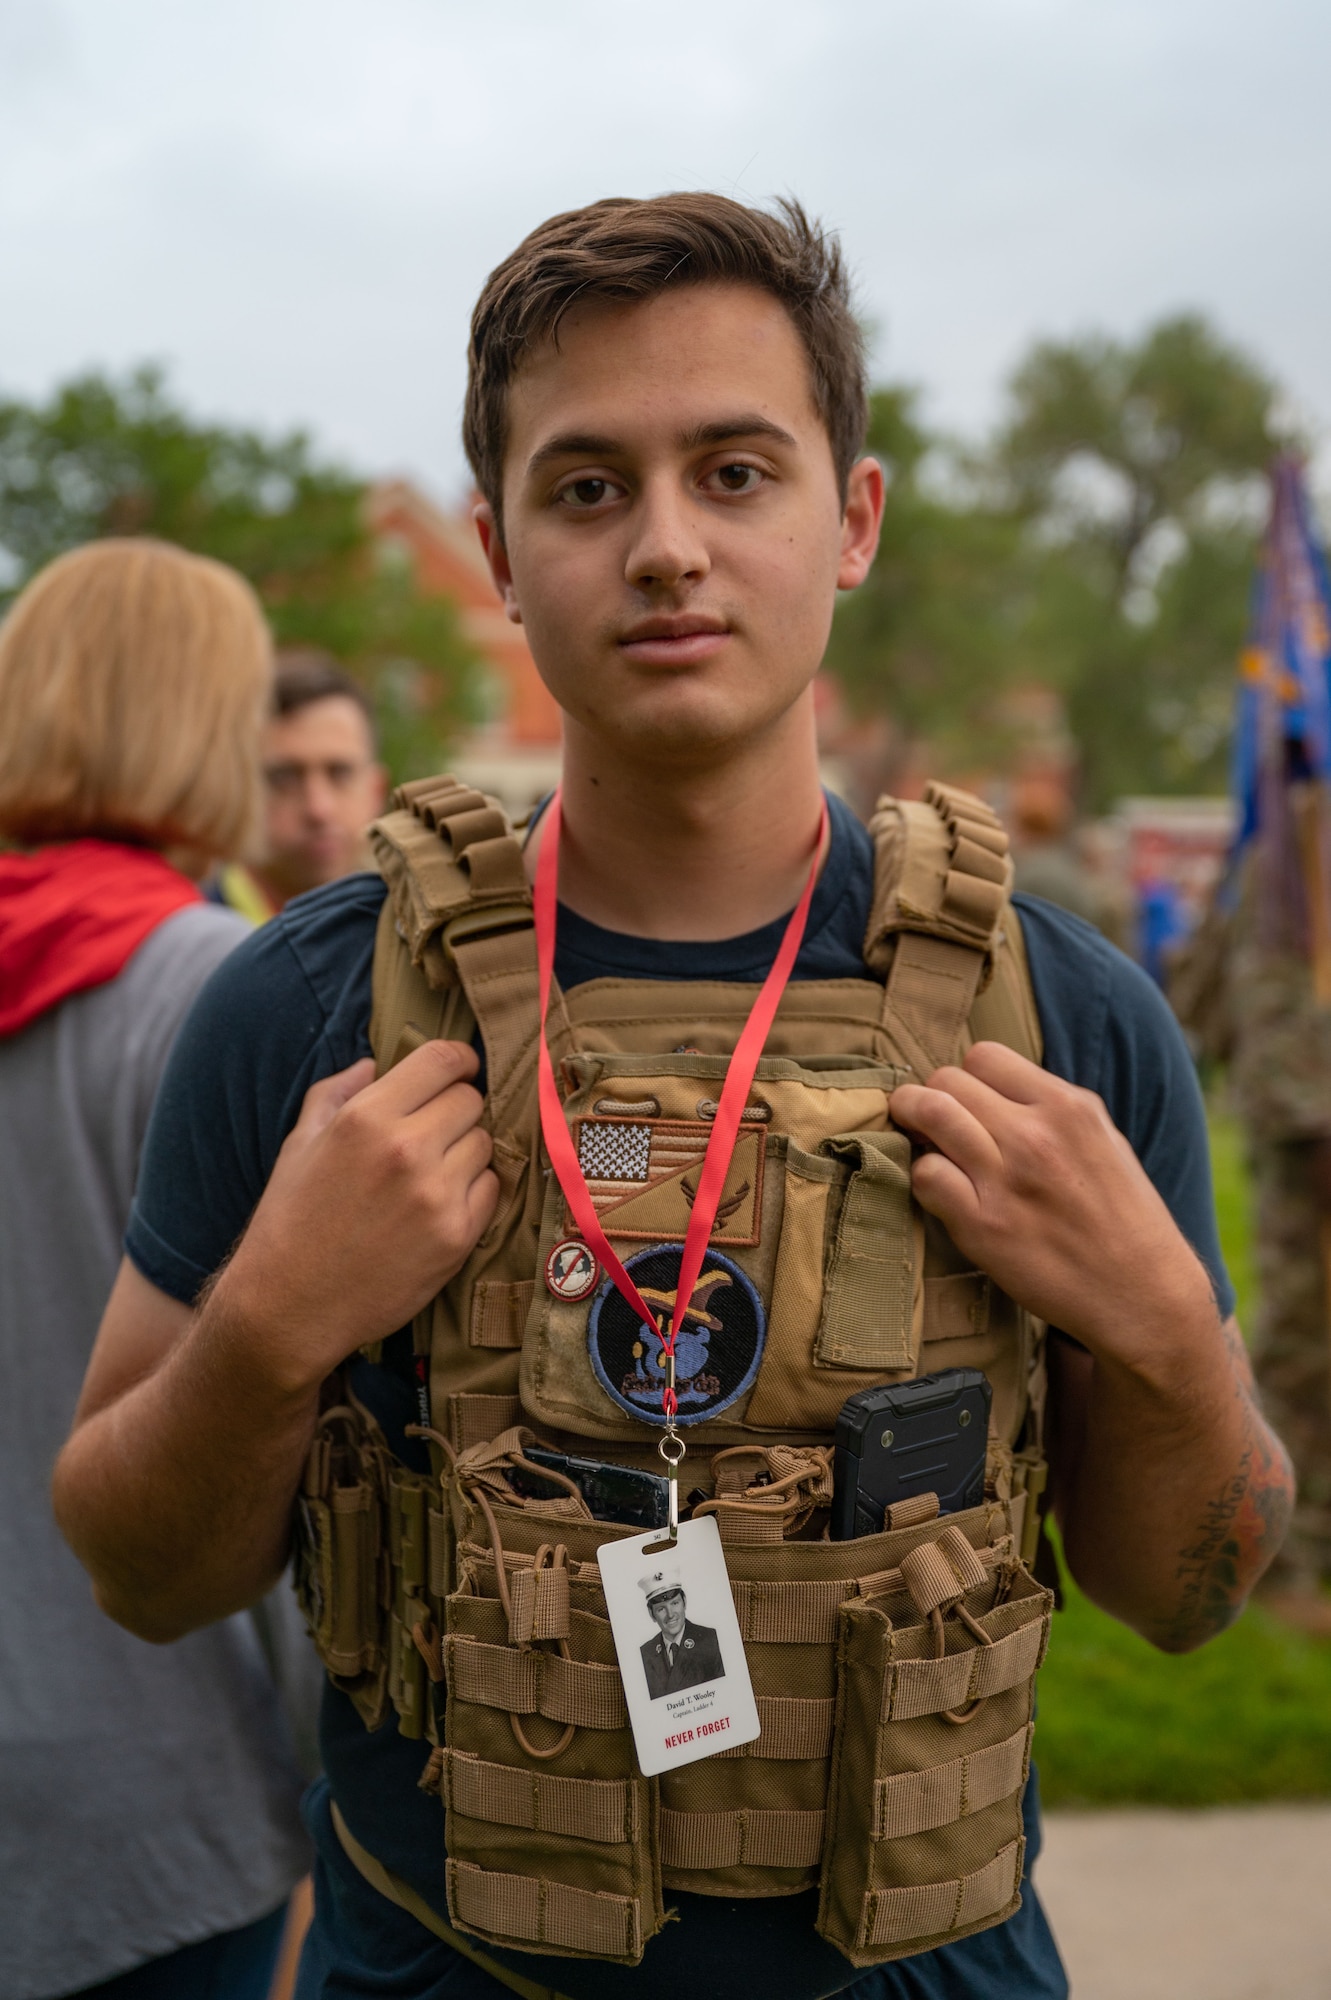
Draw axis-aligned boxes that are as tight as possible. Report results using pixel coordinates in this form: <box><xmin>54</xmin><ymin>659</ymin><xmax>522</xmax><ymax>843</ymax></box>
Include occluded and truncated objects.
<box><xmin>836</xmin><ymin>456</ymin><xmax>886</xmax><ymax>592</ymax></box>
<box><xmin>473</xmin><ymin>501</ymin><xmax>523</xmax><ymax>625</ymax></box>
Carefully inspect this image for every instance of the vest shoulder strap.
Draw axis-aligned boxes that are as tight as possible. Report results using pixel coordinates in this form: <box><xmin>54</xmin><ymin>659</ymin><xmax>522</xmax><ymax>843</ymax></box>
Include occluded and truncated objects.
<box><xmin>367</xmin><ymin>778</ymin><xmax>537</xmax><ymax>1116</ymax></box>
<box><xmin>367</xmin><ymin>772</ymin><xmax>1042</xmax><ymax>1095</ymax></box>
<box><xmin>865</xmin><ymin>781</ymin><xmax>1040</xmax><ymax>1075</ymax></box>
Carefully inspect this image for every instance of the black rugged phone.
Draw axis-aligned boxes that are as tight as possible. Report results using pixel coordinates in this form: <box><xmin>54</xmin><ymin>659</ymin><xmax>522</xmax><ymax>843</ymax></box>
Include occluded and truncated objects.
<box><xmin>508</xmin><ymin>1446</ymin><xmax>671</xmax><ymax>1532</ymax></box>
<box><xmin>830</xmin><ymin>1368</ymin><xmax>991</xmax><ymax>1541</ymax></box>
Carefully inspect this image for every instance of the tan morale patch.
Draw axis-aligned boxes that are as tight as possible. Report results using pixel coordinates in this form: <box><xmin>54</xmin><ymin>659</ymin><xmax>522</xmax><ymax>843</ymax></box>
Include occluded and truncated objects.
<box><xmin>573</xmin><ymin>1117</ymin><xmax>765</xmax><ymax>1246</ymax></box>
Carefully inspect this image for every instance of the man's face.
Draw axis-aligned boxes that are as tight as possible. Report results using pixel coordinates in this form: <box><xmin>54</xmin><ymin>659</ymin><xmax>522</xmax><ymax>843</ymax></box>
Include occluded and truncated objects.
<box><xmin>258</xmin><ymin>696</ymin><xmax>387</xmax><ymax>902</ymax></box>
<box><xmin>650</xmin><ymin>1588</ymin><xmax>687</xmax><ymax>1643</ymax></box>
<box><xmin>478</xmin><ymin>282</ymin><xmax>882</xmax><ymax>768</ymax></box>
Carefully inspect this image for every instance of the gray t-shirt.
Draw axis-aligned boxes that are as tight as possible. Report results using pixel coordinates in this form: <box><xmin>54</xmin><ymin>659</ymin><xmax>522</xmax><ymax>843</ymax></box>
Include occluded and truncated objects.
<box><xmin>0</xmin><ymin>903</ymin><xmax>311</xmax><ymax>1999</ymax></box>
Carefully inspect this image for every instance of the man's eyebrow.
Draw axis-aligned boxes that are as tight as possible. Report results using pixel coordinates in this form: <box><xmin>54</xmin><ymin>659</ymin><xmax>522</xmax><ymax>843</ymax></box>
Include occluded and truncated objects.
<box><xmin>525</xmin><ymin>432</ymin><xmax>620</xmax><ymax>475</ymax></box>
<box><xmin>524</xmin><ymin>414</ymin><xmax>799</xmax><ymax>477</ymax></box>
<box><xmin>678</xmin><ymin>415</ymin><xmax>798</xmax><ymax>451</ymax></box>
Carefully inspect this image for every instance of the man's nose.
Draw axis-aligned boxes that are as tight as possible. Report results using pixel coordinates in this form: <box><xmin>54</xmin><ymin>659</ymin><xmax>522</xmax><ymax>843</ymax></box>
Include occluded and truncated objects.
<box><xmin>301</xmin><ymin>772</ymin><xmax>340</xmax><ymax>820</ymax></box>
<box><xmin>624</xmin><ymin>475</ymin><xmax>711</xmax><ymax>592</ymax></box>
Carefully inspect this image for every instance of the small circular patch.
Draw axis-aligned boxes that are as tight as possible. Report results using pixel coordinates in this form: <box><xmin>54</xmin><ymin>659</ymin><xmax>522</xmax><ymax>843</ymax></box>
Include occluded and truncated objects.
<box><xmin>545</xmin><ymin>1239</ymin><xmax>600</xmax><ymax>1303</ymax></box>
<box><xmin>588</xmin><ymin>1244</ymin><xmax>766</xmax><ymax>1427</ymax></box>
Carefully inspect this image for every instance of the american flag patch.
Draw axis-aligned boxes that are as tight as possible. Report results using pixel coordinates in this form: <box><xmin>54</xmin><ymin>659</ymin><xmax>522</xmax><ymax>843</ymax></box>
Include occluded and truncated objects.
<box><xmin>577</xmin><ymin>1118</ymin><xmax>706</xmax><ymax>1193</ymax></box>
<box><xmin>578</xmin><ymin>1120</ymin><xmax>654</xmax><ymax>1182</ymax></box>
<box><xmin>571</xmin><ymin>1117</ymin><xmax>764</xmax><ymax>1245</ymax></box>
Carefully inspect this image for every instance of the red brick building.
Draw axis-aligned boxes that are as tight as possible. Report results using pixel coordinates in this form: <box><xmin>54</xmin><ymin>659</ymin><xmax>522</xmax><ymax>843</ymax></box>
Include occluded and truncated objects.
<box><xmin>367</xmin><ymin>480</ymin><xmax>562</xmax><ymax>811</ymax></box>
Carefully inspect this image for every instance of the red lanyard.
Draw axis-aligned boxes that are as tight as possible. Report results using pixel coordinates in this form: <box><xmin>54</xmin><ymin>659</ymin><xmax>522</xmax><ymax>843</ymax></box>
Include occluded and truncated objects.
<box><xmin>533</xmin><ymin>790</ymin><xmax>827</xmax><ymax>1430</ymax></box>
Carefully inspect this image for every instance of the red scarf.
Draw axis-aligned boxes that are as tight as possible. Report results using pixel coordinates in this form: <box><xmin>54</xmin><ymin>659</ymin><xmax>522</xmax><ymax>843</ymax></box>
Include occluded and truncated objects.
<box><xmin>0</xmin><ymin>840</ymin><xmax>203</xmax><ymax>1037</ymax></box>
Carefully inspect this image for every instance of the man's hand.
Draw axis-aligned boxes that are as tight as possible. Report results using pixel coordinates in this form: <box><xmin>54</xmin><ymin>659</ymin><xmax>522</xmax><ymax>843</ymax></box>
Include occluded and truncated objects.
<box><xmin>889</xmin><ymin>1041</ymin><xmax>1294</xmax><ymax>1651</ymax></box>
<box><xmin>54</xmin><ymin>1039</ymin><xmax>499</xmax><ymax>1643</ymax></box>
<box><xmin>888</xmin><ymin>1040</ymin><xmax>1214</xmax><ymax>1369</ymax></box>
<box><xmin>221</xmin><ymin>1040</ymin><xmax>500</xmax><ymax>1395</ymax></box>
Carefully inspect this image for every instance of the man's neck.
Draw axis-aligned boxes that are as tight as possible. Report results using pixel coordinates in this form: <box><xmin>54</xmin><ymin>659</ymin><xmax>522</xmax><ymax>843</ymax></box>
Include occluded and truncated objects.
<box><xmin>543</xmin><ymin>702</ymin><xmax>825</xmax><ymax>942</ymax></box>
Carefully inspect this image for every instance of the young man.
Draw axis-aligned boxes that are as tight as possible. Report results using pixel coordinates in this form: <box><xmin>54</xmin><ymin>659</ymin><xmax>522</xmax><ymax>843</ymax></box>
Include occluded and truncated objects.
<box><xmin>213</xmin><ymin>653</ymin><xmax>389</xmax><ymax>922</ymax></box>
<box><xmin>55</xmin><ymin>196</ymin><xmax>1292</xmax><ymax>2000</ymax></box>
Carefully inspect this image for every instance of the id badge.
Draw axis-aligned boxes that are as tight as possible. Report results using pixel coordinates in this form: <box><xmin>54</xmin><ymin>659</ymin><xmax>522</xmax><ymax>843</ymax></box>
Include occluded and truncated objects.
<box><xmin>597</xmin><ymin>1516</ymin><xmax>760</xmax><ymax>1776</ymax></box>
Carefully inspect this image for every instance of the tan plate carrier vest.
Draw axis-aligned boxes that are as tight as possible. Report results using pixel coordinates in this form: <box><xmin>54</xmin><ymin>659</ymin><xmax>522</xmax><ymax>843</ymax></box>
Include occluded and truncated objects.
<box><xmin>294</xmin><ymin>775</ymin><xmax>1054</xmax><ymax>1979</ymax></box>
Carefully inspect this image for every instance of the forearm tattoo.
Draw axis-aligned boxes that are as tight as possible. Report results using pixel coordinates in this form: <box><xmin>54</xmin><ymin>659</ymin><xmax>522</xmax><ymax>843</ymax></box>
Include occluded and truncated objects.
<box><xmin>1164</xmin><ymin>1401</ymin><xmax>1293</xmax><ymax>1650</ymax></box>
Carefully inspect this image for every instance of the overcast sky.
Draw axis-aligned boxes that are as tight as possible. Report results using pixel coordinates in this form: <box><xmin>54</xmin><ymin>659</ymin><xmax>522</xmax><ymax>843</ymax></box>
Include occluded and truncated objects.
<box><xmin>2</xmin><ymin>0</ymin><xmax>1327</xmax><ymax>500</ymax></box>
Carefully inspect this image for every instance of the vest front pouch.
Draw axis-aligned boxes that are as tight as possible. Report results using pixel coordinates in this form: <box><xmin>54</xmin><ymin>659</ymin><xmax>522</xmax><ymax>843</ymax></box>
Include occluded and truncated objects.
<box><xmin>746</xmin><ymin>1129</ymin><xmax>924</xmax><ymax>1433</ymax></box>
<box><xmin>818</xmin><ymin>1539</ymin><xmax>1051</xmax><ymax>1967</ymax></box>
<box><xmin>335</xmin><ymin>772</ymin><xmax>1057</xmax><ymax>1971</ymax></box>
<box><xmin>440</xmin><ymin>1501</ymin><xmax>666</xmax><ymax>1966</ymax></box>
<box><xmin>432</xmin><ymin>1481</ymin><xmax>1047</xmax><ymax>1971</ymax></box>
<box><xmin>519</xmin><ymin>1052</ymin><xmax>914</xmax><ymax>1444</ymax></box>
<box><xmin>295</xmin><ymin>1401</ymin><xmax>391</xmax><ymax>1731</ymax></box>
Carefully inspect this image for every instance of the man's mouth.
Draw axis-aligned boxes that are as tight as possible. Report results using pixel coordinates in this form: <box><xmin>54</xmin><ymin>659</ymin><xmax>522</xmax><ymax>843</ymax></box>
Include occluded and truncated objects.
<box><xmin>617</xmin><ymin>615</ymin><xmax>730</xmax><ymax>667</ymax></box>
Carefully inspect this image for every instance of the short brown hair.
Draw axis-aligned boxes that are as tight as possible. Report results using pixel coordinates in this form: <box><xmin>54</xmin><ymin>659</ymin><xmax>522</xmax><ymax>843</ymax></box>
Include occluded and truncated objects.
<box><xmin>464</xmin><ymin>194</ymin><xmax>867</xmax><ymax>534</ymax></box>
<box><xmin>273</xmin><ymin>647</ymin><xmax>375</xmax><ymax>738</ymax></box>
<box><xmin>0</xmin><ymin>538</ymin><xmax>272</xmax><ymax>863</ymax></box>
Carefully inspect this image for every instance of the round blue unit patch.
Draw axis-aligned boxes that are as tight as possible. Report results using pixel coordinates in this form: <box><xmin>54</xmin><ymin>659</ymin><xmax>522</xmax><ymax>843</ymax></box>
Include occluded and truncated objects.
<box><xmin>587</xmin><ymin>1243</ymin><xmax>767</xmax><ymax>1427</ymax></box>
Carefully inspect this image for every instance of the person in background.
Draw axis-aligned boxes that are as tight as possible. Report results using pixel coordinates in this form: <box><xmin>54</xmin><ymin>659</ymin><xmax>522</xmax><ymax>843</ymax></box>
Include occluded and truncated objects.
<box><xmin>0</xmin><ymin>539</ymin><xmax>310</xmax><ymax>2000</ymax></box>
<box><xmin>1173</xmin><ymin>790</ymin><xmax>1331</xmax><ymax>1618</ymax></box>
<box><xmin>213</xmin><ymin>652</ymin><xmax>388</xmax><ymax>924</ymax></box>
<box><xmin>1008</xmin><ymin>774</ymin><xmax>1104</xmax><ymax>930</ymax></box>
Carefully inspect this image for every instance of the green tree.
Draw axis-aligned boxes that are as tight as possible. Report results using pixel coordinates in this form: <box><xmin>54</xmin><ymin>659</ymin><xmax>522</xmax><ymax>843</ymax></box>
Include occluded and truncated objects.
<box><xmin>0</xmin><ymin>367</ymin><xmax>480</xmax><ymax>778</ymax></box>
<box><xmin>823</xmin><ymin>387</ymin><xmax>1052</xmax><ymax>780</ymax></box>
<box><xmin>993</xmin><ymin>314</ymin><xmax>1285</xmax><ymax>806</ymax></box>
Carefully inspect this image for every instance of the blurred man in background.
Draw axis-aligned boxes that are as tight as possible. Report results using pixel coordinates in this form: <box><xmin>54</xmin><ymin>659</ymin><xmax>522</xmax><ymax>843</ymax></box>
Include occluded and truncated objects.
<box><xmin>214</xmin><ymin>653</ymin><xmax>388</xmax><ymax>923</ymax></box>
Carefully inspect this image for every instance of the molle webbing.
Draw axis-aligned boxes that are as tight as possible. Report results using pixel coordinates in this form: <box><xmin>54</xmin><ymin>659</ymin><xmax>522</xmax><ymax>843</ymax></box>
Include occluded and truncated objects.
<box><xmin>369</xmin><ymin>777</ymin><xmax>538</xmax><ymax>1119</ymax></box>
<box><xmin>305</xmin><ymin>770</ymin><xmax>1055</xmax><ymax>1973</ymax></box>
<box><xmin>866</xmin><ymin>782</ymin><xmax>1014</xmax><ymax>1077</ymax></box>
<box><xmin>367</xmin><ymin>774</ymin><xmax>1033</xmax><ymax>1097</ymax></box>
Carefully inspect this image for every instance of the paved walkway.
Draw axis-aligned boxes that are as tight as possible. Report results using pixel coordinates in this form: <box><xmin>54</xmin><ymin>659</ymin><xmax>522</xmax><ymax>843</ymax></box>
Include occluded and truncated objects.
<box><xmin>1037</xmin><ymin>1805</ymin><xmax>1331</xmax><ymax>1999</ymax></box>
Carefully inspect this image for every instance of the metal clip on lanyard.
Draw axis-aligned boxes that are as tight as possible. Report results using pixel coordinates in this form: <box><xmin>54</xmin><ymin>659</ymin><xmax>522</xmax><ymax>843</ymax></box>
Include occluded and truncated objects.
<box><xmin>534</xmin><ymin>788</ymin><xmax>828</xmax><ymax>1544</ymax></box>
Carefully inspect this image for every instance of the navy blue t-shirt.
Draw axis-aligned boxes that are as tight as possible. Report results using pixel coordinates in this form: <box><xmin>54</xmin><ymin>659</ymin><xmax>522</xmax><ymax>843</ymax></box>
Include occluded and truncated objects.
<box><xmin>127</xmin><ymin>793</ymin><xmax>1231</xmax><ymax>2000</ymax></box>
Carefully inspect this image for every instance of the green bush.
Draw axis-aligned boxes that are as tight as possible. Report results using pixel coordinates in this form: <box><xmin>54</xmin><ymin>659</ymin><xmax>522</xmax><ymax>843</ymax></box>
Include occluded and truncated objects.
<box><xmin>1037</xmin><ymin>1567</ymin><xmax>1331</xmax><ymax>1805</ymax></box>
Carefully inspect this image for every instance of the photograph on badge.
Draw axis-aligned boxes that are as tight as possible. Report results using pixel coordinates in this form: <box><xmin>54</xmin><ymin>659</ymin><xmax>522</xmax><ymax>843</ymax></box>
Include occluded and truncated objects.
<box><xmin>636</xmin><ymin>1555</ymin><xmax>726</xmax><ymax>1701</ymax></box>
<box><xmin>597</xmin><ymin>1516</ymin><xmax>760</xmax><ymax>1777</ymax></box>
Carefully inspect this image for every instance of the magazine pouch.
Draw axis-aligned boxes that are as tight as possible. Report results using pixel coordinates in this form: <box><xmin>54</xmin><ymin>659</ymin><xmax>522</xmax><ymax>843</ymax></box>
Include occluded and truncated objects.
<box><xmin>428</xmin><ymin>1444</ymin><xmax>1047</xmax><ymax>1972</ymax></box>
<box><xmin>437</xmin><ymin>1471</ymin><xmax>665</xmax><ymax>1967</ymax></box>
<box><xmin>294</xmin><ymin>1401</ymin><xmax>391</xmax><ymax>1731</ymax></box>
<box><xmin>817</xmin><ymin>1524</ymin><xmax>1051</xmax><ymax>1967</ymax></box>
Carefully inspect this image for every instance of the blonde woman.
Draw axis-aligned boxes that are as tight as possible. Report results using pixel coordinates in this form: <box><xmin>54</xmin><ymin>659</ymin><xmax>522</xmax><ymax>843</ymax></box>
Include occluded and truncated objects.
<box><xmin>0</xmin><ymin>541</ymin><xmax>309</xmax><ymax>1999</ymax></box>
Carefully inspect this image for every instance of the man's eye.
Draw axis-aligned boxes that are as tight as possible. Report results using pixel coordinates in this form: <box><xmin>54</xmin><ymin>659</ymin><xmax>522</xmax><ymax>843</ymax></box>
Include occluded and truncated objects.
<box><xmin>560</xmin><ymin>477</ymin><xmax>613</xmax><ymax>508</ymax></box>
<box><xmin>711</xmin><ymin>464</ymin><xmax>762</xmax><ymax>494</ymax></box>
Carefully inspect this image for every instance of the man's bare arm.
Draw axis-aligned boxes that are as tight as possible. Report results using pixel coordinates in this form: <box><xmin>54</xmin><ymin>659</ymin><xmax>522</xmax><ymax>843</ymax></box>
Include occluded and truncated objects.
<box><xmin>53</xmin><ymin>1042</ymin><xmax>499</xmax><ymax>1644</ymax></box>
<box><xmin>891</xmin><ymin>1042</ymin><xmax>1294</xmax><ymax>1652</ymax></box>
<box><xmin>1046</xmin><ymin>1316</ymin><xmax>1291</xmax><ymax>1649</ymax></box>
<box><xmin>54</xmin><ymin>1260</ymin><xmax>321</xmax><ymax>1639</ymax></box>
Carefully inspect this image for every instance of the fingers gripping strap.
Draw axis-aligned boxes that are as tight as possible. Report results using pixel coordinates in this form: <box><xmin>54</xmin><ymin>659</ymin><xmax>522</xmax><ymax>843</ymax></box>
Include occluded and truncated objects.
<box><xmin>443</xmin><ymin>1750</ymin><xmax>639</xmax><ymax>1845</ymax></box>
<box><xmin>859</xmin><ymin>1838</ymin><xmax>1023</xmax><ymax>1950</ymax></box>
<box><xmin>872</xmin><ymin>1725</ymin><xmax>1033</xmax><ymax>1840</ymax></box>
<box><xmin>447</xmin><ymin>1861</ymin><xmax>643</xmax><ymax>1961</ymax></box>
